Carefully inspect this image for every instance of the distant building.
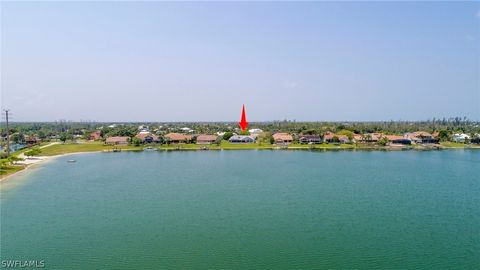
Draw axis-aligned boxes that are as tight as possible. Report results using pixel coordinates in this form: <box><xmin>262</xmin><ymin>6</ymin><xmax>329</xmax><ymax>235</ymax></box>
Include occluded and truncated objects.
<box><xmin>229</xmin><ymin>135</ymin><xmax>256</xmax><ymax>143</ymax></box>
<box><xmin>180</xmin><ymin>127</ymin><xmax>194</xmax><ymax>133</ymax></box>
<box><xmin>89</xmin><ymin>131</ymin><xmax>102</xmax><ymax>141</ymax></box>
<box><xmin>106</xmin><ymin>136</ymin><xmax>129</xmax><ymax>145</ymax></box>
<box><xmin>164</xmin><ymin>133</ymin><xmax>192</xmax><ymax>144</ymax></box>
<box><xmin>248</xmin><ymin>128</ymin><xmax>263</xmax><ymax>134</ymax></box>
<box><xmin>299</xmin><ymin>135</ymin><xmax>322</xmax><ymax>144</ymax></box>
<box><xmin>272</xmin><ymin>133</ymin><xmax>293</xmax><ymax>145</ymax></box>
<box><xmin>196</xmin><ymin>135</ymin><xmax>218</xmax><ymax>145</ymax></box>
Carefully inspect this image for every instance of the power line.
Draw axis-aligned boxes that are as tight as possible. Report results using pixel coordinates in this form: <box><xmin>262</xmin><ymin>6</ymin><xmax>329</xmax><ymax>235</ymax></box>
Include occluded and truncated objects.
<box><xmin>3</xmin><ymin>109</ymin><xmax>11</xmax><ymax>156</ymax></box>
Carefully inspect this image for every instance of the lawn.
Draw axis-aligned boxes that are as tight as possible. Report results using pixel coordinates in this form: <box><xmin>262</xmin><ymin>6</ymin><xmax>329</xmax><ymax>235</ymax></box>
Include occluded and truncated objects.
<box><xmin>39</xmin><ymin>142</ymin><xmax>143</xmax><ymax>156</ymax></box>
<box><xmin>440</xmin><ymin>142</ymin><xmax>467</xmax><ymax>148</ymax></box>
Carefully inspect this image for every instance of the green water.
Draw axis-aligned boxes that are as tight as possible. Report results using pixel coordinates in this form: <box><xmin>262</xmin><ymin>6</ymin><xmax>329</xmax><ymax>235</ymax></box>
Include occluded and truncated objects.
<box><xmin>1</xmin><ymin>151</ymin><xmax>479</xmax><ymax>269</ymax></box>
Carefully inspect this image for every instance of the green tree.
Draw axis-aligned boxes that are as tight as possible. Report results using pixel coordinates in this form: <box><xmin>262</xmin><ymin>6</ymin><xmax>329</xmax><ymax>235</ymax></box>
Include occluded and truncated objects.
<box><xmin>59</xmin><ymin>133</ymin><xmax>68</xmax><ymax>143</ymax></box>
<box><xmin>223</xmin><ymin>132</ymin><xmax>234</xmax><ymax>140</ymax></box>
<box><xmin>11</xmin><ymin>133</ymin><xmax>25</xmax><ymax>144</ymax></box>
<box><xmin>378</xmin><ymin>137</ymin><xmax>389</xmax><ymax>146</ymax></box>
<box><xmin>438</xmin><ymin>130</ymin><xmax>450</xmax><ymax>142</ymax></box>
<box><xmin>337</xmin><ymin>130</ymin><xmax>354</xmax><ymax>140</ymax></box>
<box><xmin>8</xmin><ymin>155</ymin><xmax>23</xmax><ymax>165</ymax></box>
<box><xmin>132</xmin><ymin>137</ymin><xmax>142</xmax><ymax>147</ymax></box>
<box><xmin>25</xmin><ymin>148</ymin><xmax>42</xmax><ymax>157</ymax></box>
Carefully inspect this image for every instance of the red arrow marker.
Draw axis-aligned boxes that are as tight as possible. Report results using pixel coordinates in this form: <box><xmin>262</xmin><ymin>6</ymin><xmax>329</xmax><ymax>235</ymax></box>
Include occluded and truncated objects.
<box><xmin>239</xmin><ymin>104</ymin><xmax>248</xmax><ymax>132</ymax></box>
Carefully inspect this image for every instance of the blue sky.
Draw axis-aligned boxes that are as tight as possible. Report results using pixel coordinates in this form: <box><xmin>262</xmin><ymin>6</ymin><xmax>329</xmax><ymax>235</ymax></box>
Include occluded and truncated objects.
<box><xmin>1</xmin><ymin>1</ymin><xmax>479</xmax><ymax>122</ymax></box>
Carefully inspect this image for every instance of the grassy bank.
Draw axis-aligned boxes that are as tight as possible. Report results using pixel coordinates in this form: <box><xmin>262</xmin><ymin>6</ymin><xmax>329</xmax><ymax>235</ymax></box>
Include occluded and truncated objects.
<box><xmin>39</xmin><ymin>142</ymin><xmax>143</xmax><ymax>156</ymax></box>
<box><xmin>6</xmin><ymin>140</ymin><xmax>480</xmax><ymax>158</ymax></box>
<box><xmin>0</xmin><ymin>164</ymin><xmax>26</xmax><ymax>178</ymax></box>
<box><xmin>36</xmin><ymin>141</ymin><xmax>480</xmax><ymax>155</ymax></box>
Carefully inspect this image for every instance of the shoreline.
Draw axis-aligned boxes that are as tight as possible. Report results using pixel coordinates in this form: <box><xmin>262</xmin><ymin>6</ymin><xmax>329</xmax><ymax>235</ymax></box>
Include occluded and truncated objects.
<box><xmin>0</xmin><ymin>151</ymin><xmax>102</xmax><ymax>183</ymax></box>
<box><xmin>1</xmin><ymin>146</ymin><xmax>478</xmax><ymax>182</ymax></box>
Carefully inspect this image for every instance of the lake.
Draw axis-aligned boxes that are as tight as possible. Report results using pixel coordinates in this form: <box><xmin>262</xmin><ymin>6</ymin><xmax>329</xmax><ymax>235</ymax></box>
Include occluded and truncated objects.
<box><xmin>1</xmin><ymin>150</ymin><xmax>479</xmax><ymax>269</ymax></box>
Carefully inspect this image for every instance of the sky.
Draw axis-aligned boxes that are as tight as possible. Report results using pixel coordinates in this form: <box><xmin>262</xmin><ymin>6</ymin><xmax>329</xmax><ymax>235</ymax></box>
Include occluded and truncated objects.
<box><xmin>1</xmin><ymin>1</ymin><xmax>479</xmax><ymax>122</ymax></box>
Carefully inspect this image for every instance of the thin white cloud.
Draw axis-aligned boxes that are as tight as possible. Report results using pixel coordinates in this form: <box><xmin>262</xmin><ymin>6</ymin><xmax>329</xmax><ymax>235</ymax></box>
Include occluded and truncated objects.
<box><xmin>465</xmin><ymin>34</ymin><xmax>475</xmax><ymax>41</ymax></box>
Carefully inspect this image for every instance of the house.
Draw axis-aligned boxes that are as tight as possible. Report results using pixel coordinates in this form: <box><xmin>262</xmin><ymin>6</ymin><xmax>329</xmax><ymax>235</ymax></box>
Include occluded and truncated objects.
<box><xmin>25</xmin><ymin>136</ymin><xmax>40</xmax><ymax>145</ymax></box>
<box><xmin>298</xmin><ymin>134</ymin><xmax>322</xmax><ymax>144</ymax></box>
<box><xmin>337</xmin><ymin>135</ymin><xmax>350</xmax><ymax>144</ymax></box>
<box><xmin>89</xmin><ymin>131</ymin><xmax>102</xmax><ymax>141</ymax></box>
<box><xmin>323</xmin><ymin>132</ymin><xmax>335</xmax><ymax>143</ymax></box>
<box><xmin>135</xmin><ymin>133</ymin><xmax>160</xmax><ymax>143</ymax></box>
<box><xmin>405</xmin><ymin>131</ymin><xmax>438</xmax><ymax>144</ymax></box>
<box><xmin>385</xmin><ymin>135</ymin><xmax>411</xmax><ymax>145</ymax></box>
<box><xmin>324</xmin><ymin>132</ymin><xmax>349</xmax><ymax>144</ymax></box>
<box><xmin>196</xmin><ymin>134</ymin><xmax>218</xmax><ymax>145</ymax></box>
<box><xmin>180</xmin><ymin>127</ymin><xmax>194</xmax><ymax>133</ymax></box>
<box><xmin>229</xmin><ymin>135</ymin><xmax>256</xmax><ymax>143</ymax></box>
<box><xmin>272</xmin><ymin>133</ymin><xmax>293</xmax><ymax>145</ymax></box>
<box><xmin>164</xmin><ymin>133</ymin><xmax>192</xmax><ymax>144</ymax></box>
<box><xmin>249</xmin><ymin>128</ymin><xmax>263</xmax><ymax>135</ymax></box>
<box><xmin>353</xmin><ymin>133</ymin><xmax>383</xmax><ymax>143</ymax></box>
<box><xmin>106</xmin><ymin>136</ymin><xmax>129</xmax><ymax>145</ymax></box>
<box><xmin>452</xmin><ymin>133</ymin><xmax>470</xmax><ymax>143</ymax></box>
<box><xmin>471</xmin><ymin>134</ymin><xmax>480</xmax><ymax>144</ymax></box>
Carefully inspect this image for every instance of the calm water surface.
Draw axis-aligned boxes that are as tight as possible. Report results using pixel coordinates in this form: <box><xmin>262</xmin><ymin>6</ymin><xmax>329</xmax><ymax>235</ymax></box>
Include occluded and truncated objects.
<box><xmin>1</xmin><ymin>151</ymin><xmax>479</xmax><ymax>269</ymax></box>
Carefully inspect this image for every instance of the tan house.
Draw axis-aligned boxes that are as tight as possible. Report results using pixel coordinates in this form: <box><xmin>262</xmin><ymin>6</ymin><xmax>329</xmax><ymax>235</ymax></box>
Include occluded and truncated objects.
<box><xmin>404</xmin><ymin>131</ymin><xmax>438</xmax><ymax>144</ymax></box>
<box><xmin>272</xmin><ymin>133</ymin><xmax>293</xmax><ymax>145</ymax></box>
<box><xmin>135</xmin><ymin>133</ymin><xmax>160</xmax><ymax>143</ymax></box>
<box><xmin>25</xmin><ymin>135</ymin><xmax>41</xmax><ymax>145</ymax></box>
<box><xmin>105</xmin><ymin>136</ymin><xmax>129</xmax><ymax>145</ymax></box>
<box><xmin>324</xmin><ymin>132</ymin><xmax>349</xmax><ymax>144</ymax></box>
<box><xmin>196</xmin><ymin>135</ymin><xmax>218</xmax><ymax>144</ymax></box>
<box><xmin>164</xmin><ymin>133</ymin><xmax>192</xmax><ymax>144</ymax></box>
<box><xmin>385</xmin><ymin>135</ymin><xmax>411</xmax><ymax>145</ymax></box>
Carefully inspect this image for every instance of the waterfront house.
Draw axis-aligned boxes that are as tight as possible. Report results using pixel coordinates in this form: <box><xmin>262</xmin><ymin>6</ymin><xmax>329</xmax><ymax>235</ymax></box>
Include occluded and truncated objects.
<box><xmin>324</xmin><ymin>132</ymin><xmax>349</xmax><ymax>144</ymax></box>
<box><xmin>272</xmin><ymin>133</ymin><xmax>293</xmax><ymax>145</ymax></box>
<box><xmin>471</xmin><ymin>134</ymin><xmax>480</xmax><ymax>144</ymax></box>
<box><xmin>25</xmin><ymin>136</ymin><xmax>40</xmax><ymax>146</ymax></box>
<box><xmin>196</xmin><ymin>134</ymin><xmax>218</xmax><ymax>144</ymax></box>
<box><xmin>338</xmin><ymin>135</ymin><xmax>349</xmax><ymax>144</ymax></box>
<box><xmin>89</xmin><ymin>131</ymin><xmax>102</xmax><ymax>141</ymax></box>
<box><xmin>135</xmin><ymin>133</ymin><xmax>160</xmax><ymax>143</ymax></box>
<box><xmin>106</xmin><ymin>136</ymin><xmax>129</xmax><ymax>145</ymax></box>
<box><xmin>385</xmin><ymin>135</ymin><xmax>411</xmax><ymax>145</ymax></box>
<box><xmin>298</xmin><ymin>134</ymin><xmax>322</xmax><ymax>144</ymax></box>
<box><xmin>229</xmin><ymin>135</ymin><xmax>256</xmax><ymax>143</ymax></box>
<box><xmin>323</xmin><ymin>132</ymin><xmax>335</xmax><ymax>143</ymax></box>
<box><xmin>164</xmin><ymin>133</ymin><xmax>192</xmax><ymax>144</ymax></box>
<box><xmin>353</xmin><ymin>133</ymin><xmax>383</xmax><ymax>143</ymax></box>
<box><xmin>452</xmin><ymin>133</ymin><xmax>470</xmax><ymax>143</ymax></box>
<box><xmin>405</xmin><ymin>131</ymin><xmax>438</xmax><ymax>144</ymax></box>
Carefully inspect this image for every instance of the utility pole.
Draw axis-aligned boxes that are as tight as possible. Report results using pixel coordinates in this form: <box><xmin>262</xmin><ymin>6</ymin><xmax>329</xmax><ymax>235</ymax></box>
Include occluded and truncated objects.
<box><xmin>4</xmin><ymin>109</ymin><xmax>10</xmax><ymax>157</ymax></box>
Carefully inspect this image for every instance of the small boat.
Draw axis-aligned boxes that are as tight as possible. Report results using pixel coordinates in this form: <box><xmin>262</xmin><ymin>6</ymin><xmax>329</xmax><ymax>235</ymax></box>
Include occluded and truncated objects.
<box><xmin>67</xmin><ymin>160</ymin><xmax>76</xmax><ymax>163</ymax></box>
